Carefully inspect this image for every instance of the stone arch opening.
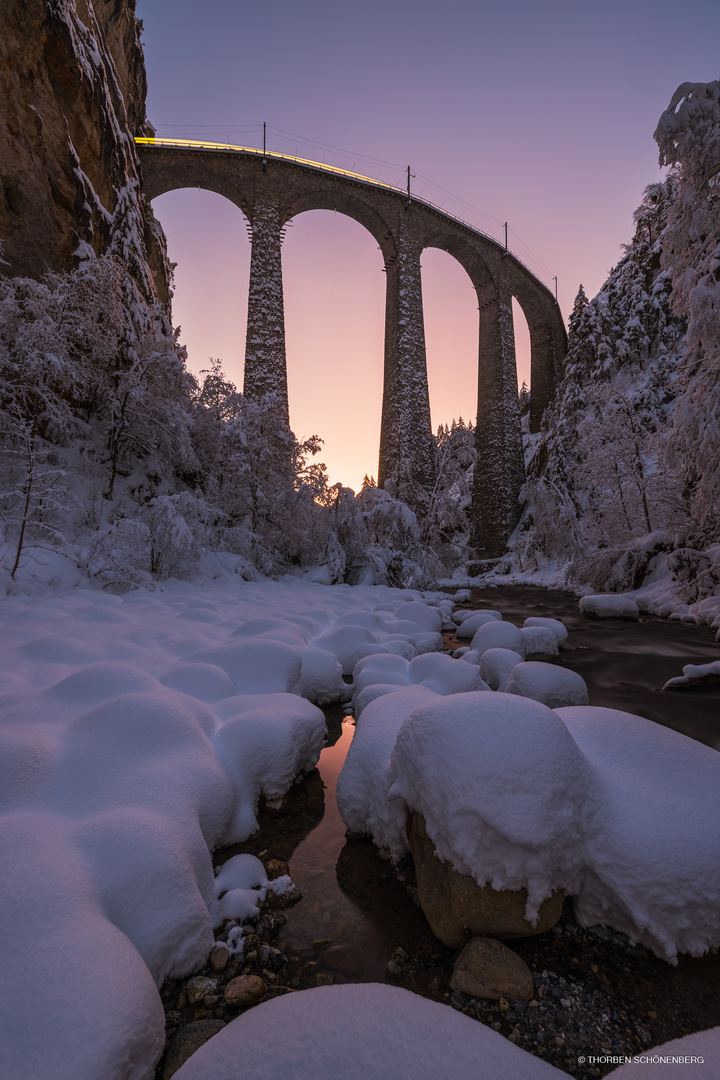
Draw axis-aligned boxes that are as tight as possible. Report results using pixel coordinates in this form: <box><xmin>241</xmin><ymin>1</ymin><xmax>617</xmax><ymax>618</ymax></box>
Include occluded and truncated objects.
<box><xmin>281</xmin><ymin>209</ymin><xmax>386</xmax><ymax>490</ymax></box>
<box><xmin>511</xmin><ymin>297</ymin><xmax>532</xmax><ymax>394</ymax></box>
<box><xmin>420</xmin><ymin>247</ymin><xmax>479</xmax><ymax>435</ymax></box>
<box><xmin>283</xmin><ymin>189</ymin><xmax>396</xmax><ymax>263</ymax></box>
<box><xmin>150</xmin><ymin>187</ymin><xmax>251</xmax><ymax>391</ymax></box>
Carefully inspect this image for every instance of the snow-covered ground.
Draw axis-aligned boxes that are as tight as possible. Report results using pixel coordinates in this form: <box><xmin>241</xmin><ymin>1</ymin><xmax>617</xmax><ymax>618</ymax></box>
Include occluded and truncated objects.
<box><xmin>2</xmin><ymin>570</ymin><xmax>719</xmax><ymax>1078</ymax></box>
<box><xmin>0</xmin><ymin>572</ymin><xmax>462</xmax><ymax>1079</ymax></box>
<box><xmin>170</xmin><ymin>984</ymin><xmax>720</xmax><ymax>1080</ymax></box>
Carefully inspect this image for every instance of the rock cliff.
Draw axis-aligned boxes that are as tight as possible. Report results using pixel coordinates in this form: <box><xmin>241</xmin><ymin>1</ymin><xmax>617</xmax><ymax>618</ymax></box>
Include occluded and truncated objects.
<box><xmin>0</xmin><ymin>0</ymin><xmax>170</xmax><ymax>304</ymax></box>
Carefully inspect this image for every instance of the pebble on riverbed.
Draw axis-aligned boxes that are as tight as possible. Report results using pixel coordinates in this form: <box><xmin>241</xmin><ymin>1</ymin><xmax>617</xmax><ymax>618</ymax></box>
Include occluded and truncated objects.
<box><xmin>450</xmin><ymin>937</ymin><xmax>534</xmax><ymax>1001</ymax></box>
<box><xmin>224</xmin><ymin>975</ymin><xmax>266</xmax><ymax>1007</ymax></box>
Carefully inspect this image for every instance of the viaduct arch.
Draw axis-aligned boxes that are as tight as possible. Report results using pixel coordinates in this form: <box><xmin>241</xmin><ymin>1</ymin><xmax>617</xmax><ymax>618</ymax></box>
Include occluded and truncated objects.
<box><xmin>136</xmin><ymin>138</ymin><xmax>566</xmax><ymax>557</ymax></box>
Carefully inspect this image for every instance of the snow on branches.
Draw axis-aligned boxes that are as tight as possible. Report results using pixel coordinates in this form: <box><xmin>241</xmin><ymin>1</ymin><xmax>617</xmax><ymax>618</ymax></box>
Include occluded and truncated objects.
<box><xmin>655</xmin><ymin>80</ymin><xmax>720</xmax><ymax>542</ymax></box>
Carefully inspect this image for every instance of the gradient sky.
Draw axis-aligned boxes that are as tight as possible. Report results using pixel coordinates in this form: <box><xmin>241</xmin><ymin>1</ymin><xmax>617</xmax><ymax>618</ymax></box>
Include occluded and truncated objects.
<box><xmin>139</xmin><ymin>0</ymin><xmax>720</xmax><ymax>490</ymax></box>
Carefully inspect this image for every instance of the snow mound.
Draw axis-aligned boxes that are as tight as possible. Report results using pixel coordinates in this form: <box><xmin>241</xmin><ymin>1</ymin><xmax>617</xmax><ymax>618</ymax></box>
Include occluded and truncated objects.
<box><xmin>662</xmin><ymin>659</ymin><xmax>720</xmax><ymax>689</ymax></box>
<box><xmin>579</xmin><ymin>594</ymin><xmax>640</xmax><ymax>619</ymax></box>
<box><xmin>313</xmin><ymin>625</ymin><xmax>389</xmax><ymax>675</ymax></box>
<box><xmin>394</xmin><ymin>600</ymin><xmax>443</xmax><ymax>632</ymax></box>
<box><xmin>505</xmin><ymin>662</ymin><xmax>589</xmax><ymax>708</ymax></box>
<box><xmin>408</xmin><ymin>652</ymin><xmax>487</xmax><ymax>694</ymax></box>
<box><xmin>389</xmin><ymin>692</ymin><xmax>590</xmax><ymax>919</ymax></box>
<box><xmin>74</xmin><ymin>807</ymin><xmax>216</xmax><ymax>984</ymax></box>
<box><xmin>213</xmin><ymin>853</ymin><xmax>269</xmax><ymax>924</ymax></box>
<box><xmin>455</xmin><ymin>610</ymin><xmax>503</xmax><ymax>638</ymax></box>
<box><xmin>172</xmin><ymin>983</ymin><xmax>567</xmax><ymax>1080</ymax></box>
<box><xmin>211</xmin><ymin>694</ymin><xmax>326</xmax><ymax>843</ymax></box>
<box><xmin>520</xmin><ymin>625</ymin><xmax>560</xmax><ymax>660</ymax></box>
<box><xmin>353</xmin><ymin>653</ymin><xmax>411</xmax><ymax>696</ymax></box>
<box><xmin>0</xmin><ymin>812</ymin><xmax>165</xmax><ymax>1080</ymax></box>
<box><xmin>351</xmin><ymin>651</ymin><xmax>487</xmax><ymax>713</ymax></box>
<box><xmin>160</xmin><ymin>663</ymin><xmax>237</xmax><ymax>703</ymax></box>
<box><xmin>478</xmin><ymin>648</ymin><xmax>525</xmax><ymax>691</ymax></box>
<box><xmin>297</xmin><ymin>646</ymin><xmax>349</xmax><ymax>704</ymax></box>
<box><xmin>606</xmin><ymin>1026</ymin><xmax>720</xmax><ymax>1076</ymax></box>
<box><xmin>524</xmin><ymin>617</ymin><xmax>569</xmax><ymax>646</ymax></box>
<box><xmin>352</xmin><ymin>682</ymin><xmax>416</xmax><ymax>717</ymax></box>
<box><xmin>470</xmin><ymin>620</ymin><xmax>527</xmax><ymax>657</ymax></box>
<box><xmin>2</xmin><ymin>578</ymin><xmax>457</xmax><ymax>1078</ymax></box>
<box><xmin>558</xmin><ymin>706</ymin><xmax>720</xmax><ymax>960</ymax></box>
<box><xmin>337</xmin><ymin>686</ymin><xmax>440</xmax><ymax>857</ymax></box>
<box><xmin>184</xmin><ymin>641</ymin><xmax>303</xmax><ymax>695</ymax></box>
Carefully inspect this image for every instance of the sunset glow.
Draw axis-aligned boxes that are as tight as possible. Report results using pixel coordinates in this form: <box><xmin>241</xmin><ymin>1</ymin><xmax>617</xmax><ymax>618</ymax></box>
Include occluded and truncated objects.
<box><xmin>140</xmin><ymin>0</ymin><xmax>720</xmax><ymax>490</ymax></box>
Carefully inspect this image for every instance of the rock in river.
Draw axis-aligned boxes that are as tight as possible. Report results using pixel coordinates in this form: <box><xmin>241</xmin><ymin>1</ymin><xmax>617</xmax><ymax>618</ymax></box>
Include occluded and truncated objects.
<box><xmin>406</xmin><ymin>812</ymin><xmax>564</xmax><ymax>948</ymax></box>
<box><xmin>224</xmin><ymin>974</ymin><xmax>267</xmax><ymax>1008</ymax></box>
<box><xmin>450</xmin><ymin>937</ymin><xmax>534</xmax><ymax>1001</ymax></box>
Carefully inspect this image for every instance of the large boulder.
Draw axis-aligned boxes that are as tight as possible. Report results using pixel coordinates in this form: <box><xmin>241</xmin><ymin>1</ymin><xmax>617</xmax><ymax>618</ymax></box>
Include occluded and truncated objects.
<box><xmin>406</xmin><ymin>812</ymin><xmax>564</xmax><ymax>948</ymax></box>
<box><xmin>520</xmin><ymin>626</ymin><xmax>559</xmax><ymax>662</ymax></box>
<box><xmin>504</xmin><ymin>662</ymin><xmax>589</xmax><ymax>708</ymax></box>
<box><xmin>389</xmin><ymin>693</ymin><xmax>588</xmax><ymax>941</ymax></box>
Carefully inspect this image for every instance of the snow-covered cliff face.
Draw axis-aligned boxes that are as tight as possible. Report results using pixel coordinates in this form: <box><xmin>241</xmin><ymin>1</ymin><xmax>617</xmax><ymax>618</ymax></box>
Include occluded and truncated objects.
<box><xmin>0</xmin><ymin>0</ymin><xmax>170</xmax><ymax>305</ymax></box>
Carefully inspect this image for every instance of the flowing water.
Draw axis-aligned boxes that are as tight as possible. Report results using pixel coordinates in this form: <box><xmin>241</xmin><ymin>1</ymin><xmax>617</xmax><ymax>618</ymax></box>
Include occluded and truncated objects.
<box><xmin>216</xmin><ymin>585</ymin><xmax>720</xmax><ymax>1007</ymax></box>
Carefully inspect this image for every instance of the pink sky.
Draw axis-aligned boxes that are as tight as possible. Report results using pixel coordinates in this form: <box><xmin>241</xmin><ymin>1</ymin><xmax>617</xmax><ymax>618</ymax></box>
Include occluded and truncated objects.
<box><xmin>141</xmin><ymin>0</ymin><xmax>720</xmax><ymax>490</ymax></box>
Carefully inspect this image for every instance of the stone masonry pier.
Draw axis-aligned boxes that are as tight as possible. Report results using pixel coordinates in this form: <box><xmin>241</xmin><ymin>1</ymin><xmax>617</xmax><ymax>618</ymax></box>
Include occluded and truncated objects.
<box><xmin>137</xmin><ymin>139</ymin><xmax>566</xmax><ymax>556</ymax></box>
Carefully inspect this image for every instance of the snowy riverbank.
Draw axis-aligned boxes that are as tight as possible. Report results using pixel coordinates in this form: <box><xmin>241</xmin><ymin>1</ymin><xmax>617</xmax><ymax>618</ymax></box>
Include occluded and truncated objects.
<box><xmin>1</xmin><ymin>573</ymin><xmax>719</xmax><ymax>1079</ymax></box>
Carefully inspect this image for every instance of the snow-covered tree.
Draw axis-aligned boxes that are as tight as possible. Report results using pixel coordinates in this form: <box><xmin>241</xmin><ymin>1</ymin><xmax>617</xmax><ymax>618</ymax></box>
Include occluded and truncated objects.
<box><xmin>509</xmin><ymin>177</ymin><xmax>687</xmax><ymax>578</ymax></box>
<box><xmin>655</xmin><ymin>80</ymin><xmax>720</xmax><ymax>542</ymax></box>
<box><xmin>419</xmin><ymin>419</ymin><xmax>475</xmax><ymax>571</ymax></box>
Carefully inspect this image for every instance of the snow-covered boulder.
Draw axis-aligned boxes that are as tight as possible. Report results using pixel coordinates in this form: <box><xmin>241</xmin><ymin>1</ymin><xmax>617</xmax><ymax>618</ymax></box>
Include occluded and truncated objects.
<box><xmin>579</xmin><ymin>594</ymin><xmax>640</xmax><ymax>620</ymax></box>
<box><xmin>337</xmin><ymin>686</ymin><xmax>440</xmax><ymax>855</ymax></box>
<box><xmin>478</xmin><ymin>648</ymin><xmax>525</xmax><ymax>692</ymax></box>
<box><xmin>313</xmin><ymin>625</ymin><xmax>389</xmax><ymax>675</ymax></box>
<box><xmin>662</xmin><ymin>659</ymin><xmax>720</xmax><ymax>689</ymax></box>
<box><xmin>505</xmin><ymin>662</ymin><xmax>589</xmax><ymax>708</ymax></box>
<box><xmin>171</xmin><ymin>983</ymin><xmax>567</xmax><ymax>1080</ymax></box>
<box><xmin>455</xmin><ymin>610</ymin><xmax>503</xmax><ymax>638</ymax></box>
<box><xmin>523</xmin><ymin>616</ymin><xmax>569</xmax><ymax>646</ymax></box>
<box><xmin>394</xmin><ymin>600</ymin><xmax>443</xmax><ymax>633</ymax></box>
<box><xmin>470</xmin><ymin>620</ymin><xmax>526</xmax><ymax>657</ymax></box>
<box><xmin>558</xmin><ymin>705</ymin><xmax>720</xmax><ymax>960</ymax></box>
<box><xmin>211</xmin><ymin>694</ymin><xmax>326</xmax><ymax>843</ymax></box>
<box><xmin>0</xmin><ymin>812</ymin><xmax>165</xmax><ymax>1080</ymax></box>
<box><xmin>520</xmin><ymin>625</ymin><xmax>560</xmax><ymax>661</ymax></box>
<box><xmin>184</xmin><ymin>640</ymin><xmax>304</xmax><ymax>695</ymax></box>
<box><xmin>606</xmin><ymin>1026</ymin><xmax>720</xmax><ymax>1077</ymax></box>
<box><xmin>389</xmin><ymin>693</ymin><xmax>591</xmax><ymax>929</ymax></box>
<box><xmin>297</xmin><ymin>646</ymin><xmax>349</xmax><ymax>705</ymax></box>
<box><xmin>407</xmin><ymin>652</ymin><xmax>488</xmax><ymax>694</ymax></box>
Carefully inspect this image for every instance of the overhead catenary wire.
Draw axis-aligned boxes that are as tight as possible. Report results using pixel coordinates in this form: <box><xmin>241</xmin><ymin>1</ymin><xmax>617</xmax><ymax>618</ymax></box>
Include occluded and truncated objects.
<box><xmin>145</xmin><ymin>125</ymin><xmax>562</xmax><ymax>305</ymax></box>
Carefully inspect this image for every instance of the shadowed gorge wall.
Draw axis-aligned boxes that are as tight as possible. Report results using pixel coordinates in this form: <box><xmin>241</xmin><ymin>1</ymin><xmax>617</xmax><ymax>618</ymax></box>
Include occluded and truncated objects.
<box><xmin>0</xmin><ymin>0</ymin><xmax>169</xmax><ymax>303</ymax></box>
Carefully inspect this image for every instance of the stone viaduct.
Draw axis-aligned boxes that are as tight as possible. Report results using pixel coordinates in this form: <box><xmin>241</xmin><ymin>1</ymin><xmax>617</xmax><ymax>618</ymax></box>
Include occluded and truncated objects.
<box><xmin>136</xmin><ymin>138</ymin><xmax>566</xmax><ymax>557</ymax></box>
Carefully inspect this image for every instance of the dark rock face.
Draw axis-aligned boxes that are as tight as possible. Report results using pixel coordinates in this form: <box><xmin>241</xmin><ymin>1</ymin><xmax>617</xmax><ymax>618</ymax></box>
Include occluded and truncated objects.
<box><xmin>0</xmin><ymin>0</ymin><xmax>169</xmax><ymax>303</ymax></box>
